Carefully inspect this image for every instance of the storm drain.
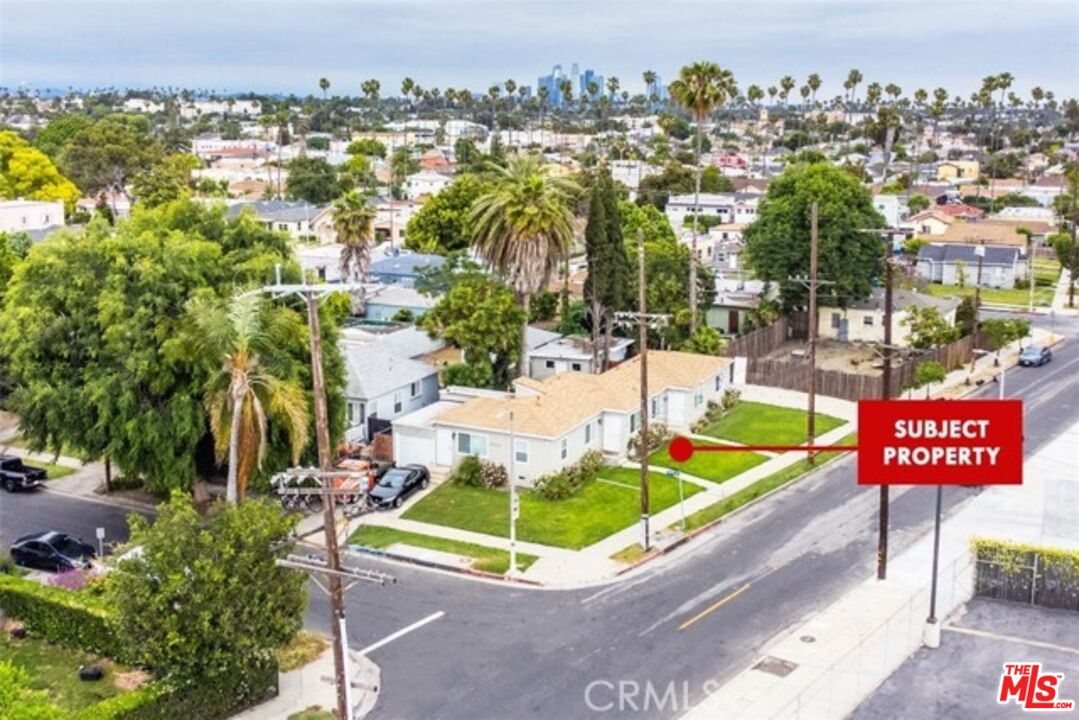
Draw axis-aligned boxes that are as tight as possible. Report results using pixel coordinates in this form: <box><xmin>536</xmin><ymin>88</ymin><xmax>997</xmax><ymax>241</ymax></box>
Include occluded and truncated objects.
<box><xmin>752</xmin><ymin>656</ymin><xmax>798</xmax><ymax>677</ymax></box>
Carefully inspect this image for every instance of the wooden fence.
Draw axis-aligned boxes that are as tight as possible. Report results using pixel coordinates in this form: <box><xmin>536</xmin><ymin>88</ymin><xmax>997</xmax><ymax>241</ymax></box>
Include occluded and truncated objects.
<box><xmin>722</xmin><ymin>313</ymin><xmax>807</xmax><ymax>359</ymax></box>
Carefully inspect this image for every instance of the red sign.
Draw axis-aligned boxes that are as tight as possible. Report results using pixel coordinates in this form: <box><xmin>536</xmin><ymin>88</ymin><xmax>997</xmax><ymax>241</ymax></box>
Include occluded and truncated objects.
<box><xmin>857</xmin><ymin>399</ymin><xmax>1023</xmax><ymax>486</ymax></box>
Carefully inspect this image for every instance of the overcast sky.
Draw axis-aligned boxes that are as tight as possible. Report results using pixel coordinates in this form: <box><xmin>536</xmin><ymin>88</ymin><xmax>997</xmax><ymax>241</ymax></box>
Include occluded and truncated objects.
<box><xmin>2</xmin><ymin>0</ymin><xmax>1077</xmax><ymax>99</ymax></box>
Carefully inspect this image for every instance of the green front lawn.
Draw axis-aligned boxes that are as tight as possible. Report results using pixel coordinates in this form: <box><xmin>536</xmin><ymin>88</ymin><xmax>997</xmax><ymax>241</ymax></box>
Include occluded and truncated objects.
<box><xmin>402</xmin><ymin>469</ymin><xmax>703</xmax><ymax>550</ymax></box>
<box><xmin>348</xmin><ymin>525</ymin><xmax>538</xmax><ymax>574</ymax></box>
<box><xmin>921</xmin><ymin>282</ymin><xmax>1054</xmax><ymax>307</ymax></box>
<box><xmin>649</xmin><ymin>442</ymin><xmax>768</xmax><ymax>483</ymax></box>
<box><xmin>25</xmin><ymin>460</ymin><xmax>77</xmax><ymax>480</ymax></box>
<box><xmin>699</xmin><ymin>401</ymin><xmax>845</xmax><ymax>447</ymax></box>
<box><xmin>680</xmin><ymin>432</ymin><xmax>859</xmax><ymax>531</ymax></box>
<box><xmin>0</xmin><ymin>630</ymin><xmax>134</xmax><ymax>713</ymax></box>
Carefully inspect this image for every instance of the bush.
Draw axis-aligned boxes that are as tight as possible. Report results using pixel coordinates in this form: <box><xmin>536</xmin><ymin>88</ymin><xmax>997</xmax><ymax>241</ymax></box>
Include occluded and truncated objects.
<box><xmin>720</xmin><ymin>388</ymin><xmax>741</xmax><ymax>411</ymax></box>
<box><xmin>627</xmin><ymin>423</ymin><xmax>672</xmax><ymax>458</ymax></box>
<box><xmin>0</xmin><ymin>573</ymin><xmax>124</xmax><ymax>660</ymax></box>
<box><xmin>451</xmin><ymin>455</ymin><xmax>507</xmax><ymax>489</ymax></box>
<box><xmin>534</xmin><ymin>450</ymin><xmax>606</xmax><ymax>501</ymax></box>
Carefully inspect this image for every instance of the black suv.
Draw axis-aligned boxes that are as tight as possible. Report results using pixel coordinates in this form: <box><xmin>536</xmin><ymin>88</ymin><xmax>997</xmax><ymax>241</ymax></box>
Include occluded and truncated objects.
<box><xmin>0</xmin><ymin>456</ymin><xmax>47</xmax><ymax>492</ymax></box>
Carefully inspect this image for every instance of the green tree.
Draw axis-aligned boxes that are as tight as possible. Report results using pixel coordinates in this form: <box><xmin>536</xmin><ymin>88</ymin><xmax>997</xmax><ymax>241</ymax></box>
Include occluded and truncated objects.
<box><xmin>470</xmin><ymin>155</ymin><xmax>579</xmax><ymax>376</ymax></box>
<box><xmin>911</xmin><ymin>360</ymin><xmax>946</xmax><ymax>398</ymax></box>
<box><xmin>743</xmin><ymin>162</ymin><xmax>885</xmax><ymax>311</ymax></box>
<box><xmin>333</xmin><ymin>191</ymin><xmax>376</xmax><ymax>304</ymax></box>
<box><xmin>901</xmin><ymin>305</ymin><xmax>960</xmax><ymax>349</ymax></box>
<box><xmin>0</xmin><ymin>131</ymin><xmax>81</xmax><ymax>210</ymax></box>
<box><xmin>286</xmin><ymin>155</ymin><xmax>348</xmax><ymax>204</ymax></box>
<box><xmin>0</xmin><ymin>661</ymin><xmax>63</xmax><ymax>720</ymax></box>
<box><xmin>346</xmin><ymin>138</ymin><xmax>387</xmax><ymax>158</ymax></box>
<box><xmin>189</xmin><ymin>294</ymin><xmax>311</xmax><ymax>504</ymax></box>
<box><xmin>61</xmin><ymin>115</ymin><xmax>163</xmax><ymax>202</ymax></box>
<box><xmin>32</xmin><ymin>113</ymin><xmax>92</xmax><ymax>160</ymax></box>
<box><xmin>404</xmin><ymin>174</ymin><xmax>485</xmax><ymax>254</ymax></box>
<box><xmin>129</xmin><ymin>153</ymin><xmax>200</xmax><ymax>207</ymax></box>
<box><xmin>907</xmin><ymin>193</ymin><xmax>931</xmax><ymax>214</ymax></box>
<box><xmin>106</xmin><ymin>493</ymin><xmax>307</xmax><ymax>684</ymax></box>
<box><xmin>421</xmin><ymin>275</ymin><xmax>526</xmax><ymax>388</ymax></box>
<box><xmin>669</xmin><ymin>61</ymin><xmax>737</xmax><ymax>332</ymax></box>
<box><xmin>981</xmin><ymin>317</ymin><xmax>1031</xmax><ymax>354</ymax></box>
<box><xmin>681</xmin><ymin>325</ymin><xmax>724</xmax><ymax>355</ymax></box>
<box><xmin>584</xmin><ymin>169</ymin><xmax>630</xmax><ymax>371</ymax></box>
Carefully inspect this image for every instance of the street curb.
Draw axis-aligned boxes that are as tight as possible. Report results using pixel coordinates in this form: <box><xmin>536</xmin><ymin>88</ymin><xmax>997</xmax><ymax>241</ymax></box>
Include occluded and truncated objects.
<box><xmin>344</xmin><ymin>544</ymin><xmax>544</xmax><ymax>587</ymax></box>
<box><xmin>42</xmin><ymin>486</ymin><xmax>157</xmax><ymax>514</ymax></box>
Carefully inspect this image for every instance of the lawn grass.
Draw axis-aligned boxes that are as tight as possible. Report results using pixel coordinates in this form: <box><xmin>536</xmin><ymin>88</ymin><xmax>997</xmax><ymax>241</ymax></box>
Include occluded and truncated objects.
<box><xmin>24</xmin><ymin>460</ymin><xmax>77</xmax><ymax>480</ymax></box>
<box><xmin>402</xmin><ymin>470</ymin><xmax>703</xmax><ymax>550</ymax></box>
<box><xmin>699</xmin><ymin>401</ymin><xmax>845</xmax><ymax>447</ymax></box>
<box><xmin>921</xmin><ymin>282</ymin><xmax>1054</xmax><ymax>307</ymax></box>
<box><xmin>1033</xmin><ymin>258</ymin><xmax>1061</xmax><ymax>285</ymax></box>
<box><xmin>288</xmin><ymin>708</ymin><xmax>335</xmax><ymax>720</ymax></box>
<box><xmin>679</xmin><ymin>432</ymin><xmax>859</xmax><ymax>531</ymax></box>
<box><xmin>648</xmin><ymin>442</ymin><xmax>768</xmax><ymax>484</ymax></box>
<box><xmin>348</xmin><ymin>525</ymin><xmax>538</xmax><ymax>574</ymax></box>
<box><xmin>0</xmin><ymin>629</ymin><xmax>133</xmax><ymax>713</ymax></box>
<box><xmin>611</xmin><ymin>543</ymin><xmax>648</xmax><ymax>564</ymax></box>
<box><xmin>277</xmin><ymin>631</ymin><xmax>328</xmax><ymax>672</ymax></box>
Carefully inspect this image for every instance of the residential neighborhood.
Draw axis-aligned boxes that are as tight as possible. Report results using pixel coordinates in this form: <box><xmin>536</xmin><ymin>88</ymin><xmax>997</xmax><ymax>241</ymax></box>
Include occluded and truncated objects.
<box><xmin>1</xmin><ymin>2</ymin><xmax>1077</xmax><ymax>719</ymax></box>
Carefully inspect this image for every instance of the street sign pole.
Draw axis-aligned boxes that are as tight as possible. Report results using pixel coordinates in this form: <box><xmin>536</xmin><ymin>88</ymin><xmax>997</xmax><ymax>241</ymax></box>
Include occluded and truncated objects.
<box><xmin>508</xmin><ymin>409</ymin><xmax>518</xmax><ymax>578</ymax></box>
<box><xmin>95</xmin><ymin>527</ymin><xmax>105</xmax><ymax>559</ymax></box>
<box><xmin>924</xmin><ymin>484</ymin><xmax>944</xmax><ymax>648</ymax></box>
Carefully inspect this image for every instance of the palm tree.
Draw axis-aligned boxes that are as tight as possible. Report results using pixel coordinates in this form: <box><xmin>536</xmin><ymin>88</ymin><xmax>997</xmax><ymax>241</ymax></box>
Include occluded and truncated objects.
<box><xmin>642</xmin><ymin>69</ymin><xmax>658</xmax><ymax>108</ymax></box>
<box><xmin>470</xmin><ymin>155</ymin><xmax>579</xmax><ymax>377</ymax></box>
<box><xmin>190</xmin><ymin>294</ymin><xmax>311</xmax><ymax>504</ymax></box>
<box><xmin>319</xmin><ymin>77</ymin><xmax>330</xmax><ymax>100</ymax></box>
<box><xmin>807</xmin><ymin>73</ymin><xmax>822</xmax><ymax>106</ymax></box>
<box><xmin>779</xmin><ymin>76</ymin><xmax>795</xmax><ymax>106</ymax></box>
<box><xmin>606</xmin><ymin>76</ymin><xmax>620</xmax><ymax>102</ymax></box>
<box><xmin>669</xmin><ymin>61</ymin><xmax>737</xmax><ymax>332</ymax></box>
<box><xmin>845</xmin><ymin>68</ymin><xmax>863</xmax><ymax>123</ymax></box>
<box><xmin>334</xmin><ymin>191</ymin><xmax>376</xmax><ymax>311</ymax></box>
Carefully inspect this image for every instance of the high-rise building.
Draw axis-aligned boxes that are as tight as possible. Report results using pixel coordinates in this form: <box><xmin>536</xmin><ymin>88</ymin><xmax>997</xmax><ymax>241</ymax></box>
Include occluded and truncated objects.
<box><xmin>537</xmin><ymin>64</ymin><xmax>566</xmax><ymax>107</ymax></box>
<box><xmin>579</xmin><ymin>69</ymin><xmax>604</xmax><ymax>99</ymax></box>
<box><xmin>646</xmin><ymin>74</ymin><xmax>668</xmax><ymax>103</ymax></box>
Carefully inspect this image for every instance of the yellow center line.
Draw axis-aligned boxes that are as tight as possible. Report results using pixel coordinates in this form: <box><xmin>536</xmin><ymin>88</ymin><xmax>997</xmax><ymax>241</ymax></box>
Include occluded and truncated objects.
<box><xmin>678</xmin><ymin>583</ymin><xmax>752</xmax><ymax>631</ymax></box>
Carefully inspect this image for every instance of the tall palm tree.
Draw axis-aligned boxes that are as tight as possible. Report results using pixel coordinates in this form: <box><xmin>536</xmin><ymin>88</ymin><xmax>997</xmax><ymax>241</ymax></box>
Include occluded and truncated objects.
<box><xmin>642</xmin><ymin>69</ymin><xmax>658</xmax><ymax>108</ymax></box>
<box><xmin>334</xmin><ymin>191</ymin><xmax>376</xmax><ymax>311</ymax></box>
<box><xmin>670</xmin><ymin>61</ymin><xmax>737</xmax><ymax>332</ymax></box>
<box><xmin>470</xmin><ymin>155</ymin><xmax>579</xmax><ymax>377</ymax></box>
<box><xmin>779</xmin><ymin>76</ymin><xmax>795</xmax><ymax>106</ymax></box>
<box><xmin>807</xmin><ymin>73</ymin><xmax>822</xmax><ymax>106</ymax></box>
<box><xmin>319</xmin><ymin>77</ymin><xmax>330</xmax><ymax>100</ymax></box>
<box><xmin>190</xmin><ymin>294</ymin><xmax>311</xmax><ymax>504</ymax></box>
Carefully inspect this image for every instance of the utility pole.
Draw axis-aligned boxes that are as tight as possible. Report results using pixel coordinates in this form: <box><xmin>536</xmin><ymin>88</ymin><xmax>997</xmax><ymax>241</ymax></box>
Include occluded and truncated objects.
<box><xmin>878</xmin><ymin>256</ymin><xmax>894</xmax><ymax>581</ymax></box>
<box><xmin>508</xmin><ymin>409</ymin><xmax>518</xmax><ymax>577</ymax></box>
<box><xmin>970</xmin><ymin>244</ymin><xmax>985</xmax><ymax>374</ymax></box>
<box><xmin>614</xmin><ymin>231</ymin><xmax>670</xmax><ymax>552</ymax></box>
<box><xmin>807</xmin><ymin>202</ymin><xmax>819</xmax><ymax>463</ymax></box>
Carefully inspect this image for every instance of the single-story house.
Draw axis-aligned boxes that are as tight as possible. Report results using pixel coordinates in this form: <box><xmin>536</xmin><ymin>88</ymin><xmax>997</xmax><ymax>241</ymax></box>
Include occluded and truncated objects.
<box><xmin>364</xmin><ymin>285</ymin><xmax>441</xmax><ymax>322</ymax></box>
<box><xmin>393</xmin><ymin>351</ymin><xmax>735</xmax><ymax>484</ymax></box>
<box><xmin>228</xmin><ymin>200</ymin><xmax>335</xmax><ymax>244</ymax></box>
<box><xmin>341</xmin><ymin>341</ymin><xmax>440</xmax><ymax>443</ymax></box>
<box><xmin>369</xmin><ymin>253</ymin><xmax>446</xmax><ymax>287</ymax></box>
<box><xmin>818</xmin><ymin>289</ymin><xmax>960</xmax><ymax>347</ymax></box>
<box><xmin>937</xmin><ymin>161</ymin><xmax>980</xmax><ymax>182</ymax></box>
<box><xmin>405</xmin><ymin>170</ymin><xmax>453</xmax><ymax>200</ymax></box>
<box><xmin>0</xmin><ymin>199</ymin><xmax>65</xmax><ymax>233</ymax></box>
<box><xmin>915</xmin><ymin>243</ymin><xmax>1027</xmax><ymax>289</ymax></box>
<box><xmin>706</xmin><ymin>292</ymin><xmax>761</xmax><ymax>336</ymax></box>
<box><xmin>527</xmin><ymin>334</ymin><xmax>634</xmax><ymax>380</ymax></box>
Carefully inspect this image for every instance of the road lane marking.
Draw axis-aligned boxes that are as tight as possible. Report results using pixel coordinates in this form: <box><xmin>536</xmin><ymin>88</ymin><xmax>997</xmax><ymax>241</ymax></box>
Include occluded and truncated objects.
<box><xmin>677</xmin><ymin>583</ymin><xmax>751</xmax><ymax>631</ymax></box>
<box><xmin>943</xmin><ymin>625</ymin><xmax>1079</xmax><ymax>655</ymax></box>
<box><xmin>358</xmin><ymin>611</ymin><xmax>444</xmax><ymax>656</ymax></box>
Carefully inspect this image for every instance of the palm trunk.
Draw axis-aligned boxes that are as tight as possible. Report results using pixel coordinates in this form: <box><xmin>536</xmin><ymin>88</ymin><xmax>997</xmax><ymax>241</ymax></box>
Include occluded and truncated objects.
<box><xmin>690</xmin><ymin>117</ymin><xmax>703</xmax><ymax>334</ymax></box>
<box><xmin>518</xmin><ymin>294</ymin><xmax>530</xmax><ymax>379</ymax></box>
<box><xmin>226</xmin><ymin>395</ymin><xmax>243</xmax><ymax>504</ymax></box>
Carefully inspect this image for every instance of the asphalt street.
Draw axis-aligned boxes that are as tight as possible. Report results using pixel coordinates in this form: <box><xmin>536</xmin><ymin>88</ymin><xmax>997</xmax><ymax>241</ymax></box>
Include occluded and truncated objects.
<box><xmin>2</xmin><ymin>326</ymin><xmax>1075</xmax><ymax>720</ymax></box>
<box><xmin>304</xmin><ymin>336</ymin><xmax>1079</xmax><ymax>720</ymax></box>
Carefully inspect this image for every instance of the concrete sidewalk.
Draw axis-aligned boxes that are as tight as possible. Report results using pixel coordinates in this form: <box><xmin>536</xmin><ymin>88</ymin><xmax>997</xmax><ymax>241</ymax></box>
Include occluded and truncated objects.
<box><xmin>680</xmin><ymin>415</ymin><xmax>1079</xmax><ymax>719</ymax></box>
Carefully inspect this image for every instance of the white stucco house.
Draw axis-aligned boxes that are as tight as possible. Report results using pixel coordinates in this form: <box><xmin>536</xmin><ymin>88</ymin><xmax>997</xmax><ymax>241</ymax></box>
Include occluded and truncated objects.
<box><xmin>393</xmin><ymin>351</ymin><xmax>735</xmax><ymax>485</ymax></box>
<box><xmin>0</xmin><ymin>199</ymin><xmax>65</xmax><ymax>233</ymax></box>
<box><xmin>817</xmin><ymin>289</ymin><xmax>960</xmax><ymax>347</ymax></box>
<box><xmin>405</xmin><ymin>170</ymin><xmax>453</xmax><ymax>200</ymax></box>
<box><xmin>915</xmin><ymin>244</ymin><xmax>1027</xmax><ymax>290</ymax></box>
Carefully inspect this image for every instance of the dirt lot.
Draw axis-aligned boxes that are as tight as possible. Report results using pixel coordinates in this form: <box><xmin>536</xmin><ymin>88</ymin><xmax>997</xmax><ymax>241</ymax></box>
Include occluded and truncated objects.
<box><xmin>764</xmin><ymin>339</ymin><xmax>886</xmax><ymax>376</ymax></box>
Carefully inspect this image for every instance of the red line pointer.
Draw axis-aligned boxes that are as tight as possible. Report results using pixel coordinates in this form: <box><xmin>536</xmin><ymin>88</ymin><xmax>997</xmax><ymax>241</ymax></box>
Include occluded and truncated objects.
<box><xmin>668</xmin><ymin>436</ymin><xmax>859</xmax><ymax>463</ymax></box>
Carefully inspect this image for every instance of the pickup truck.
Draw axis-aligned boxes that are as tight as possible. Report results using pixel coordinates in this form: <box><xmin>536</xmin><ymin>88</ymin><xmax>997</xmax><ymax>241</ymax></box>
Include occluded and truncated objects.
<box><xmin>0</xmin><ymin>456</ymin><xmax>47</xmax><ymax>492</ymax></box>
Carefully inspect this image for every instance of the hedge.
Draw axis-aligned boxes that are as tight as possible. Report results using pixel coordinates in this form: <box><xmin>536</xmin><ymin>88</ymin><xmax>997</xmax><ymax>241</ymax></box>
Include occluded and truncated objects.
<box><xmin>0</xmin><ymin>574</ymin><xmax>279</xmax><ymax>720</ymax></box>
<box><xmin>0</xmin><ymin>573</ymin><xmax>125</xmax><ymax>660</ymax></box>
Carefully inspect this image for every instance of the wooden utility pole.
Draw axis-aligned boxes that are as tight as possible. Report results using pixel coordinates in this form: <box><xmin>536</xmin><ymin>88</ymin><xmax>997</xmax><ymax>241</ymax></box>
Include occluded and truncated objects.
<box><xmin>807</xmin><ymin>202</ymin><xmax>819</xmax><ymax>463</ymax></box>
<box><xmin>878</xmin><ymin>258</ymin><xmax>894</xmax><ymax>581</ymax></box>
<box><xmin>970</xmin><ymin>245</ymin><xmax>985</xmax><ymax>373</ymax></box>
<box><xmin>638</xmin><ymin>237</ymin><xmax>651</xmax><ymax>550</ymax></box>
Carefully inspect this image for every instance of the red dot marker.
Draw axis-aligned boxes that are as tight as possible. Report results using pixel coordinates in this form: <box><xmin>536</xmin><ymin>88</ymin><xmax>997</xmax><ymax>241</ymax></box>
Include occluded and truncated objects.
<box><xmin>668</xmin><ymin>436</ymin><xmax>695</xmax><ymax>463</ymax></box>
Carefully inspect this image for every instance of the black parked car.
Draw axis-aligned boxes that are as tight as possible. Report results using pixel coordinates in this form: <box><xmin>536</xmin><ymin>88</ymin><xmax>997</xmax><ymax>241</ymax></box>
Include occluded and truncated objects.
<box><xmin>10</xmin><ymin>531</ymin><xmax>96</xmax><ymax>572</ymax></box>
<box><xmin>367</xmin><ymin>465</ymin><xmax>430</xmax><ymax>509</ymax></box>
<box><xmin>1018</xmin><ymin>345</ymin><xmax>1052</xmax><ymax>367</ymax></box>
<box><xmin>0</xmin><ymin>455</ymin><xmax>47</xmax><ymax>492</ymax></box>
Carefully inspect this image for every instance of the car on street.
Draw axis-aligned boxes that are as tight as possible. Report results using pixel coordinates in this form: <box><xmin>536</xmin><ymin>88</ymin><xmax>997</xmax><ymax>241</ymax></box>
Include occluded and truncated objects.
<box><xmin>0</xmin><ymin>456</ymin><xmax>47</xmax><ymax>492</ymax></box>
<box><xmin>367</xmin><ymin>464</ymin><xmax>430</xmax><ymax>509</ymax></box>
<box><xmin>1018</xmin><ymin>345</ymin><xmax>1052</xmax><ymax>367</ymax></box>
<box><xmin>10</xmin><ymin>531</ymin><xmax>96</xmax><ymax>572</ymax></box>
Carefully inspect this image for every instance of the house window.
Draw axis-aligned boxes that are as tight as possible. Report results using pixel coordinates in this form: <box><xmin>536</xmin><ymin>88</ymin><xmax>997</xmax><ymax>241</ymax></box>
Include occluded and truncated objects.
<box><xmin>694</xmin><ymin>391</ymin><xmax>704</xmax><ymax>407</ymax></box>
<box><xmin>545</xmin><ymin>360</ymin><xmax>556</xmax><ymax>369</ymax></box>
<box><xmin>715</xmin><ymin>375</ymin><xmax>722</xmax><ymax>391</ymax></box>
<box><xmin>831</xmin><ymin>313</ymin><xmax>841</xmax><ymax>329</ymax></box>
<box><xmin>514</xmin><ymin>439</ymin><xmax>529</xmax><ymax>465</ymax></box>
<box><xmin>393</xmin><ymin>391</ymin><xmax>403</xmax><ymax>414</ymax></box>
<box><xmin>651</xmin><ymin>398</ymin><xmax>659</xmax><ymax>416</ymax></box>
<box><xmin>410</xmin><ymin>381</ymin><xmax>420</xmax><ymax>398</ymax></box>
<box><xmin>585</xmin><ymin>423</ymin><xmax>592</xmax><ymax>444</ymax></box>
<box><xmin>630</xmin><ymin>412</ymin><xmax>639</xmax><ymax>433</ymax></box>
<box><xmin>863</xmin><ymin>316</ymin><xmax>874</xmax><ymax>326</ymax></box>
<box><xmin>457</xmin><ymin>432</ymin><xmax>488</xmax><ymax>457</ymax></box>
<box><xmin>346</xmin><ymin>401</ymin><xmax>365</xmax><ymax>428</ymax></box>
<box><xmin>571</xmin><ymin>363</ymin><xmax>582</xmax><ymax>372</ymax></box>
<box><xmin>560</xmin><ymin>437</ymin><xmax>568</xmax><ymax>460</ymax></box>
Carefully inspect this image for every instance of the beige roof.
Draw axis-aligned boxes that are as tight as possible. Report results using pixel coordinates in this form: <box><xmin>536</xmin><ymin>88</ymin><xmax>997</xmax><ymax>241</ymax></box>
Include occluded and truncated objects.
<box><xmin>434</xmin><ymin>351</ymin><xmax>731</xmax><ymax>438</ymax></box>
<box><xmin>937</xmin><ymin>220</ymin><xmax>1050</xmax><ymax>247</ymax></box>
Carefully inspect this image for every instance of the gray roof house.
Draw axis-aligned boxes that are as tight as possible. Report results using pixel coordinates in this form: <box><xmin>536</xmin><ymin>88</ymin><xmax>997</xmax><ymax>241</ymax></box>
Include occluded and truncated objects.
<box><xmin>916</xmin><ymin>243</ymin><xmax>1026</xmax><ymax>290</ymax></box>
<box><xmin>526</xmin><ymin>334</ymin><xmax>634</xmax><ymax>380</ymax></box>
<box><xmin>369</xmin><ymin>253</ymin><xmax>446</xmax><ymax>287</ymax></box>
<box><xmin>341</xmin><ymin>341</ymin><xmax>440</xmax><ymax>443</ymax></box>
<box><xmin>228</xmin><ymin>200</ymin><xmax>334</xmax><ymax>244</ymax></box>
